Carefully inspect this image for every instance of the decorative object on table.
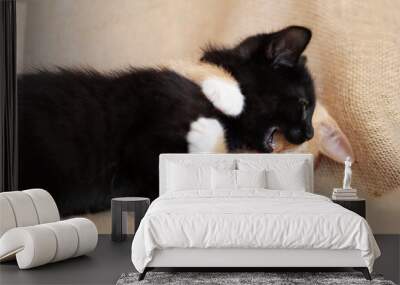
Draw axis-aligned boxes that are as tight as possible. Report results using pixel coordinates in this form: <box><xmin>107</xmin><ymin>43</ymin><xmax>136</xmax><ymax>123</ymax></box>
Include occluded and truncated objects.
<box><xmin>343</xmin><ymin>156</ymin><xmax>352</xmax><ymax>189</ymax></box>
<box><xmin>117</xmin><ymin>271</ymin><xmax>394</xmax><ymax>285</ymax></box>
<box><xmin>111</xmin><ymin>197</ymin><xmax>150</xmax><ymax>242</ymax></box>
<box><xmin>0</xmin><ymin>189</ymin><xmax>98</xmax><ymax>269</ymax></box>
<box><xmin>332</xmin><ymin>156</ymin><xmax>359</xmax><ymax>200</ymax></box>
<box><xmin>332</xmin><ymin>199</ymin><xmax>366</xmax><ymax>218</ymax></box>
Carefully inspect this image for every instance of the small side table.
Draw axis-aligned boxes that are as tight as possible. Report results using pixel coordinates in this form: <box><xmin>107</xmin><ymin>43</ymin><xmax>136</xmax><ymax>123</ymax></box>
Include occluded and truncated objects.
<box><xmin>332</xmin><ymin>199</ymin><xmax>366</xmax><ymax>218</ymax></box>
<box><xmin>111</xmin><ymin>197</ymin><xmax>150</xmax><ymax>242</ymax></box>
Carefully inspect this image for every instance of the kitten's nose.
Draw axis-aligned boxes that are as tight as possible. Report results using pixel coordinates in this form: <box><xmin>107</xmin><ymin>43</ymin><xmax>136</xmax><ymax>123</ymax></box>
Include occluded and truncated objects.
<box><xmin>305</xmin><ymin>128</ymin><xmax>314</xmax><ymax>140</ymax></box>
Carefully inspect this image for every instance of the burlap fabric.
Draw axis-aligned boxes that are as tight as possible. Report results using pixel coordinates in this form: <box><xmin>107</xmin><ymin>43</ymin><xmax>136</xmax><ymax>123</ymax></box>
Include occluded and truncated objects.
<box><xmin>282</xmin><ymin>1</ymin><xmax>400</xmax><ymax>197</ymax></box>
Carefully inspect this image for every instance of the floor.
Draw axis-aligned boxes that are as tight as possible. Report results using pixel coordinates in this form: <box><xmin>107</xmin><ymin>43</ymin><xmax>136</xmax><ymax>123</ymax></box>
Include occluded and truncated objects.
<box><xmin>374</xmin><ymin>234</ymin><xmax>400</xmax><ymax>284</ymax></box>
<box><xmin>0</xmin><ymin>235</ymin><xmax>134</xmax><ymax>285</ymax></box>
<box><xmin>0</xmin><ymin>235</ymin><xmax>399</xmax><ymax>285</ymax></box>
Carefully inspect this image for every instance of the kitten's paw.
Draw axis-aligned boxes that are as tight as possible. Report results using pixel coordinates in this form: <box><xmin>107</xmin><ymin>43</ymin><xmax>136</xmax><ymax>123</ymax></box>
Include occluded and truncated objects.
<box><xmin>186</xmin><ymin>117</ymin><xmax>227</xmax><ymax>153</ymax></box>
<box><xmin>201</xmin><ymin>77</ymin><xmax>245</xmax><ymax>116</ymax></box>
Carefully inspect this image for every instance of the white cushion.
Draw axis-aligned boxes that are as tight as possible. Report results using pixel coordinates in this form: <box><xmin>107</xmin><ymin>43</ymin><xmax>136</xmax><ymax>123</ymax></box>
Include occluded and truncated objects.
<box><xmin>212</xmin><ymin>168</ymin><xmax>236</xmax><ymax>190</ymax></box>
<box><xmin>237</xmin><ymin>159</ymin><xmax>308</xmax><ymax>191</ymax></box>
<box><xmin>236</xmin><ymin>169</ymin><xmax>268</xmax><ymax>189</ymax></box>
<box><xmin>211</xmin><ymin>169</ymin><xmax>268</xmax><ymax>191</ymax></box>
<box><xmin>0</xmin><ymin>218</ymin><xmax>97</xmax><ymax>269</ymax></box>
<box><xmin>267</xmin><ymin>168</ymin><xmax>307</xmax><ymax>191</ymax></box>
<box><xmin>1</xmin><ymin>191</ymin><xmax>39</xmax><ymax>227</ymax></box>
<box><xmin>0</xmin><ymin>196</ymin><xmax>17</xmax><ymax>237</ymax></box>
<box><xmin>164</xmin><ymin>157</ymin><xmax>236</xmax><ymax>170</ymax></box>
<box><xmin>42</xmin><ymin>221</ymin><xmax>79</xmax><ymax>262</ymax></box>
<box><xmin>160</xmin><ymin>154</ymin><xmax>313</xmax><ymax>195</ymax></box>
<box><xmin>0</xmin><ymin>189</ymin><xmax>60</xmax><ymax>237</ymax></box>
<box><xmin>0</xmin><ymin>226</ymin><xmax>57</xmax><ymax>268</ymax></box>
<box><xmin>160</xmin><ymin>154</ymin><xmax>238</xmax><ymax>195</ymax></box>
<box><xmin>166</xmin><ymin>162</ymin><xmax>212</xmax><ymax>191</ymax></box>
<box><xmin>63</xmin><ymin>218</ymin><xmax>98</xmax><ymax>257</ymax></box>
<box><xmin>24</xmin><ymin>189</ymin><xmax>60</xmax><ymax>224</ymax></box>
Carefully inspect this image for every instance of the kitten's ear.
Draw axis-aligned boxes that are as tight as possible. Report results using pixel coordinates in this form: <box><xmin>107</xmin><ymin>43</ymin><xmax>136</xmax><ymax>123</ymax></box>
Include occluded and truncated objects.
<box><xmin>313</xmin><ymin>103</ymin><xmax>355</xmax><ymax>163</ymax></box>
<box><xmin>266</xmin><ymin>26</ymin><xmax>312</xmax><ymax>68</ymax></box>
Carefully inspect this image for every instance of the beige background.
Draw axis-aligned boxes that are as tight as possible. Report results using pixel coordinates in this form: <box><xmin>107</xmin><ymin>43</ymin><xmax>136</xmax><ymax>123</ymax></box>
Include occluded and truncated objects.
<box><xmin>16</xmin><ymin>0</ymin><xmax>400</xmax><ymax>234</ymax></box>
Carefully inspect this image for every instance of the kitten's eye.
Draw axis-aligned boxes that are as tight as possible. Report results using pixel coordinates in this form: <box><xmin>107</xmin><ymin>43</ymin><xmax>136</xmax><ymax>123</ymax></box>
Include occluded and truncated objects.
<box><xmin>299</xmin><ymin>99</ymin><xmax>308</xmax><ymax>120</ymax></box>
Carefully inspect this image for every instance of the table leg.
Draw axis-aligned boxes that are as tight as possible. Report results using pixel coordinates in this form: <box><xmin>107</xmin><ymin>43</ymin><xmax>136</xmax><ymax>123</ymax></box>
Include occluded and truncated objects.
<box><xmin>111</xmin><ymin>201</ymin><xmax>123</xmax><ymax>242</ymax></box>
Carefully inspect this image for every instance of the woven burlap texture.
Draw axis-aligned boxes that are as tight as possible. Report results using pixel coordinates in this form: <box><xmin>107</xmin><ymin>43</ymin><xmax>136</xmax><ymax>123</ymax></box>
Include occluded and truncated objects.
<box><xmin>314</xmin><ymin>35</ymin><xmax>400</xmax><ymax>197</ymax></box>
<box><xmin>296</xmin><ymin>1</ymin><xmax>400</xmax><ymax>196</ymax></box>
<box><xmin>209</xmin><ymin>0</ymin><xmax>400</xmax><ymax>197</ymax></box>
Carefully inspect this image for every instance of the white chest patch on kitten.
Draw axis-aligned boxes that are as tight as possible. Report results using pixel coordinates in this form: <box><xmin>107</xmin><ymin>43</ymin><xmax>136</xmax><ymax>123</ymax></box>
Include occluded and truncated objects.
<box><xmin>186</xmin><ymin>117</ymin><xmax>227</xmax><ymax>153</ymax></box>
<box><xmin>201</xmin><ymin>77</ymin><xmax>245</xmax><ymax>116</ymax></box>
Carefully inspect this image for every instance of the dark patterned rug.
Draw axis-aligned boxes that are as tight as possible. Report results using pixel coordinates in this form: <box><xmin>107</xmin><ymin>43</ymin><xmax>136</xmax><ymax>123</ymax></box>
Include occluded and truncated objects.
<box><xmin>116</xmin><ymin>272</ymin><xmax>396</xmax><ymax>285</ymax></box>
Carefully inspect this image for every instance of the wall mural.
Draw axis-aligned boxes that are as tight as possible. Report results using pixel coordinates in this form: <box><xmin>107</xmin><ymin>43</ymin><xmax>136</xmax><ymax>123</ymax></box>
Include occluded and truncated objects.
<box><xmin>18</xmin><ymin>26</ymin><xmax>356</xmax><ymax>216</ymax></box>
<box><xmin>14</xmin><ymin>0</ymin><xmax>400</xmax><ymax>236</ymax></box>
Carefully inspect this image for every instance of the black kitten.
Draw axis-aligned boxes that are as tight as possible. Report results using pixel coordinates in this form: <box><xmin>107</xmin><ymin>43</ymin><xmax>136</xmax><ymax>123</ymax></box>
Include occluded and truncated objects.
<box><xmin>201</xmin><ymin>26</ymin><xmax>315</xmax><ymax>152</ymax></box>
<box><xmin>18</xmin><ymin>26</ymin><xmax>315</xmax><ymax>215</ymax></box>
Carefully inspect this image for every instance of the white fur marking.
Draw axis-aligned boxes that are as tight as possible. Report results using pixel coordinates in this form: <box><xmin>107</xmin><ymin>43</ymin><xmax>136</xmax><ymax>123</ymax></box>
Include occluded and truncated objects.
<box><xmin>186</xmin><ymin>117</ymin><xmax>225</xmax><ymax>153</ymax></box>
<box><xmin>201</xmin><ymin>77</ymin><xmax>245</xmax><ymax>116</ymax></box>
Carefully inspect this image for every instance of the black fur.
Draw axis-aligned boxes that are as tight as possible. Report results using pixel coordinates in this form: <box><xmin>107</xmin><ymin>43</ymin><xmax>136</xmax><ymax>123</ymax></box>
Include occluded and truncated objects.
<box><xmin>202</xmin><ymin>26</ymin><xmax>315</xmax><ymax>150</ymax></box>
<box><xmin>18</xmin><ymin>26</ymin><xmax>315</xmax><ymax>215</ymax></box>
